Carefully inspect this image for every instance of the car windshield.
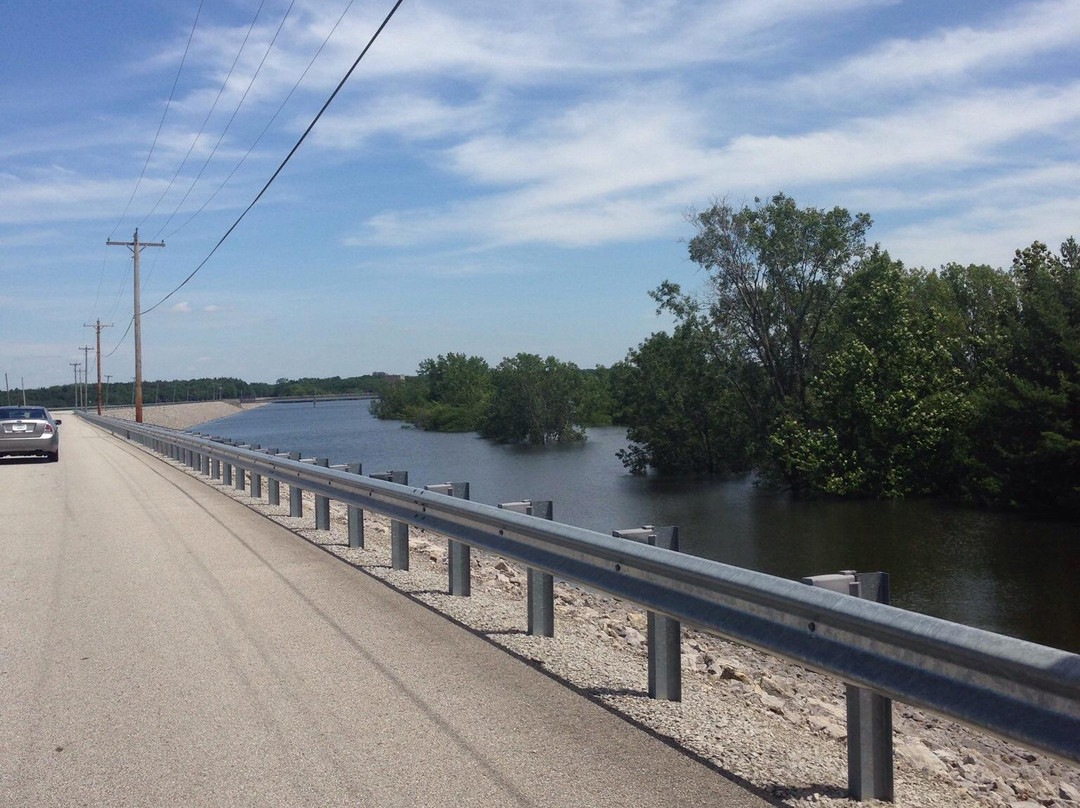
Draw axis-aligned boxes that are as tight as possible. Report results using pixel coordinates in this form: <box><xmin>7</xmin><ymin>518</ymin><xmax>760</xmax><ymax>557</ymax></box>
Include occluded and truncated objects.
<box><xmin>0</xmin><ymin>408</ymin><xmax>47</xmax><ymax>420</ymax></box>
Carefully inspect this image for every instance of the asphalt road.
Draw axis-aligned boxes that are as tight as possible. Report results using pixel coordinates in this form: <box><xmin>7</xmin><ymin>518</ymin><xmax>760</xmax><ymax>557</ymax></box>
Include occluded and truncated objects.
<box><xmin>0</xmin><ymin>416</ymin><xmax>772</xmax><ymax>807</ymax></box>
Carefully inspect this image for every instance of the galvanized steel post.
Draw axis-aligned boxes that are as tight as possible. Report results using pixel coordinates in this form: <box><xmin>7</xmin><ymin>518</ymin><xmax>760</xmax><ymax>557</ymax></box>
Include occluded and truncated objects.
<box><xmin>267</xmin><ymin>450</ymin><xmax>283</xmax><ymax>505</ymax></box>
<box><xmin>614</xmin><ymin>526</ymin><xmax>682</xmax><ymax>702</ymax></box>
<box><xmin>370</xmin><ymin>470</ymin><xmax>408</xmax><ymax>569</ymax></box>
<box><xmin>346</xmin><ymin>462</ymin><xmax>364</xmax><ymax>548</ymax></box>
<box><xmin>802</xmin><ymin>571</ymin><xmax>893</xmax><ymax>802</ymax></box>
<box><xmin>288</xmin><ymin>451</ymin><xmax>303</xmax><ymax>517</ymax></box>
<box><xmin>500</xmin><ymin>500</ymin><xmax>555</xmax><ymax>637</ymax></box>
<box><xmin>314</xmin><ymin>458</ymin><xmax>330</xmax><ymax>529</ymax></box>
<box><xmin>234</xmin><ymin>445</ymin><xmax>249</xmax><ymax>490</ymax></box>
<box><xmin>426</xmin><ymin>482</ymin><xmax>471</xmax><ymax>595</ymax></box>
<box><xmin>249</xmin><ymin>444</ymin><xmax>262</xmax><ymax>499</ymax></box>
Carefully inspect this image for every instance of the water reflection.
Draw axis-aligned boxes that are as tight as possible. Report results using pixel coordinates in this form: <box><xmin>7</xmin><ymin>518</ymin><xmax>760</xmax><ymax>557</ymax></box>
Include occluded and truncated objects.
<box><xmin>198</xmin><ymin>399</ymin><xmax>1079</xmax><ymax>651</ymax></box>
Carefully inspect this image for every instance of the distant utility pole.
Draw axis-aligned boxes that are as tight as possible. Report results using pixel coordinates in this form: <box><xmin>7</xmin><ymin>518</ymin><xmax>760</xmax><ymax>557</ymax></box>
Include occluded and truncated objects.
<box><xmin>84</xmin><ymin>320</ymin><xmax>113</xmax><ymax>415</ymax></box>
<box><xmin>70</xmin><ymin>362</ymin><xmax>81</xmax><ymax>409</ymax></box>
<box><xmin>107</xmin><ymin>229</ymin><xmax>164</xmax><ymax>423</ymax></box>
<box><xmin>4</xmin><ymin>372</ymin><xmax>9</xmax><ymax>405</ymax></box>
<box><xmin>20</xmin><ymin>377</ymin><xmax>25</xmax><ymax>406</ymax></box>
<box><xmin>79</xmin><ymin>345</ymin><xmax>93</xmax><ymax>414</ymax></box>
<box><xmin>105</xmin><ymin>374</ymin><xmax>112</xmax><ymax>408</ymax></box>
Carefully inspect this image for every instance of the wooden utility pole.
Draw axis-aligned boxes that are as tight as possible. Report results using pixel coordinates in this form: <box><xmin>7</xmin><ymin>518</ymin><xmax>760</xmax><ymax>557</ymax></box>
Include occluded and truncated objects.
<box><xmin>107</xmin><ymin>229</ymin><xmax>164</xmax><ymax>423</ymax></box>
<box><xmin>84</xmin><ymin>320</ymin><xmax>113</xmax><ymax>415</ymax></box>
<box><xmin>69</xmin><ymin>362</ymin><xmax>81</xmax><ymax>408</ymax></box>
<box><xmin>79</xmin><ymin>345</ymin><xmax>93</xmax><ymax>414</ymax></box>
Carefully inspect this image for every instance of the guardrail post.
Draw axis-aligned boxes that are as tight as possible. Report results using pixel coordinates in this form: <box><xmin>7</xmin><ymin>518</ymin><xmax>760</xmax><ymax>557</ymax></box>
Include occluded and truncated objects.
<box><xmin>499</xmin><ymin>500</ymin><xmax>555</xmax><ymax>636</ymax></box>
<box><xmin>249</xmin><ymin>444</ymin><xmax>263</xmax><ymax>499</ymax></box>
<box><xmin>234</xmin><ymin>445</ymin><xmax>249</xmax><ymax>490</ymax></box>
<box><xmin>425</xmin><ymin>482</ymin><xmax>471</xmax><ymax>595</ymax></box>
<box><xmin>370</xmin><ymin>471</ymin><xmax>409</xmax><ymax>569</ymax></box>
<box><xmin>802</xmin><ymin>570</ymin><xmax>893</xmax><ymax>802</ymax></box>
<box><xmin>267</xmin><ymin>450</ymin><xmax>282</xmax><ymax>505</ymax></box>
<box><xmin>614</xmin><ymin>525</ymin><xmax>681</xmax><ymax>701</ymax></box>
<box><xmin>222</xmin><ymin>444</ymin><xmax>233</xmax><ymax>486</ymax></box>
<box><xmin>211</xmin><ymin>455</ymin><xmax>221</xmax><ymax>479</ymax></box>
<box><xmin>314</xmin><ymin>458</ymin><xmax>330</xmax><ymax>529</ymax></box>
<box><xmin>288</xmin><ymin>451</ymin><xmax>303</xmax><ymax>517</ymax></box>
<box><xmin>346</xmin><ymin>462</ymin><xmax>364</xmax><ymax>548</ymax></box>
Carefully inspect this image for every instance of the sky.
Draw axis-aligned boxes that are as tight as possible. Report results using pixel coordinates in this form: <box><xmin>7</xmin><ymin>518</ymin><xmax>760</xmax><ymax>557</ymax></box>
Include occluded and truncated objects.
<box><xmin>1</xmin><ymin>0</ymin><xmax>1078</xmax><ymax>389</ymax></box>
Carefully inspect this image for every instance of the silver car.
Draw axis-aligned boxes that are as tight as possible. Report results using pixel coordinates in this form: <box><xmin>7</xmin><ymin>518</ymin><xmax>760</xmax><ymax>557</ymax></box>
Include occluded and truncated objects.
<box><xmin>0</xmin><ymin>406</ymin><xmax>61</xmax><ymax>462</ymax></box>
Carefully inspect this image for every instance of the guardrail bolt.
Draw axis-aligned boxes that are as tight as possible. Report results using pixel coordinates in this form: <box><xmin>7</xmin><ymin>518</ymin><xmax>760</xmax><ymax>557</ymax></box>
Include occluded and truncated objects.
<box><xmin>613</xmin><ymin>525</ymin><xmax>682</xmax><ymax>702</ymax></box>
<box><xmin>801</xmin><ymin>570</ymin><xmax>893</xmax><ymax>802</ymax></box>
<box><xmin>426</xmin><ymin>482</ymin><xmax>471</xmax><ymax>596</ymax></box>
<box><xmin>499</xmin><ymin>500</ymin><xmax>555</xmax><ymax>637</ymax></box>
<box><xmin>347</xmin><ymin>462</ymin><xmax>364</xmax><ymax>548</ymax></box>
<box><xmin>370</xmin><ymin>471</ymin><xmax>409</xmax><ymax>569</ymax></box>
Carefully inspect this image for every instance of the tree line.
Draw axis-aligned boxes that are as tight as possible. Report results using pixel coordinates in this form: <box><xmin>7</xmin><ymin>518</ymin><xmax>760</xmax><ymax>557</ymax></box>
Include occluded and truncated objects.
<box><xmin>370</xmin><ymin>353</ymin><xmax>613</xmax><ymax>443</ymax></box>
<box><xmin>375</xmin><ymin>193</ymin><xmax>1077</xmax><ymax>514</ymax></box>
<box><xmin>16</xmin><ymin>374</ymin><xmax>395</xmax><ymax>410</ymax></box>
<box><xmin>612</xmin><ymin>194</ymin><xmax>1078</xmax><ymax>514</ymax></box>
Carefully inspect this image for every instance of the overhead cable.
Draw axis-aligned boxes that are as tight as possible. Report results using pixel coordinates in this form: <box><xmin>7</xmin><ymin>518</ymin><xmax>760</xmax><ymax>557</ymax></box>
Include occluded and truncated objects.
<box><xmin>164</xmin><ymin>0</ymin><xmax>360</xmax><ymax>241</ymax></box>
<box><xmin>137</xmin><ymin>0</ymin><xmax>268</xmax><ymax>229</ymax></box>
<box><xmin>149</xmin><ymin>0</ymin><xmax>299</xmax><ymax>243</ymax></box>
<box><xmin>141</xmin><ymin>0</ymin><xmax>407</xmax><ymax>316</ymax></box>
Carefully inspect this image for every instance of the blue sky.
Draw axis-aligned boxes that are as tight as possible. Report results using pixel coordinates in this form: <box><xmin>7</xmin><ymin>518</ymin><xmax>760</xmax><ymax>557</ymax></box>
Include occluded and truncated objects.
<box><xmin>2</xmin><ymin>0</ymin><xmax>1078</xmax><ymax>389</ymax></box>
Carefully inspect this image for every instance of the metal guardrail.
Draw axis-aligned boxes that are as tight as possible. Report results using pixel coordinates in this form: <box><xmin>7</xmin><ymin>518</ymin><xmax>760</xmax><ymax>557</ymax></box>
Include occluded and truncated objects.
<box><xmin>81</xmin><ymin>412</ymin><xmax>1080</xmax><ymax>792</ymax></box>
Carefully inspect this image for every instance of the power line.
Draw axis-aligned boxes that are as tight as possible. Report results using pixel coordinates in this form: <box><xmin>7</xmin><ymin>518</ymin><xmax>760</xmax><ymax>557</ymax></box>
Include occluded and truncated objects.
<box><xmin>91</xmin><ymin>0</ymin><xmax>205</xmax><ymax>323</ymax></box>
<box><xmin>109</xmin><ymin>0</ymin><xmax>206</xmax><ymax>241</ymax></box>
<box><xmin>149</xmin><ymin>0</ymin><xmax>298</xmax><ymax>243</ymax></box>
<box><xmin>137</xmin><ymin>0</ymin><xmax>268</xmax><ymax>229</ymax></box>
<box><xmin>142</xmin><ymin>0</ymin><xmax>407</xmax><ymax>316</ymax></box>
<box><xmin>164</xmin><ymin>0</ymin><xmax>360</xmax><ymax>242</ymax></box>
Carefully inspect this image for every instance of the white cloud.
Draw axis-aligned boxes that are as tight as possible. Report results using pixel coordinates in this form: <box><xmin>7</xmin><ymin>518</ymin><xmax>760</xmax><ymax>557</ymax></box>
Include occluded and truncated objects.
<box><xmin>169</xmin><ymin>302</ymin><xmax>192</xmax><ymax>313</ymax></box>
<box><xmin>787</xmin><ymin>0</ymin><xmax>1080</xmax><ymax>99</ymax></box>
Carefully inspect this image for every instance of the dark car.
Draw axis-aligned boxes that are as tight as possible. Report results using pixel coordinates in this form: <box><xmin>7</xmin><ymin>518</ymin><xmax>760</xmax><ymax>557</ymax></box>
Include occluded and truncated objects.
<box><xmin>0</xmin><ymin>406</ymin><xmax>61</xmax><ymax>462</ymax></box>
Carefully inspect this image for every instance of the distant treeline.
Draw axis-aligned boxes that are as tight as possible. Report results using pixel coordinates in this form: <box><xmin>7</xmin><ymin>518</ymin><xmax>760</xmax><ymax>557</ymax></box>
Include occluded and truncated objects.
<box><xmin>371</xmin><ymin>353</ymin><xmax>613</xmax><ymax>444</ymax></box>
<box><xmin>15</xmin><ymin>374</ymin><xmax>396</xmax><ymax>410</ymax></box>
<box><xmin>375</xmin><ymin>194</ymin><xmax>1078</xmax><ymax>514</ymax></box>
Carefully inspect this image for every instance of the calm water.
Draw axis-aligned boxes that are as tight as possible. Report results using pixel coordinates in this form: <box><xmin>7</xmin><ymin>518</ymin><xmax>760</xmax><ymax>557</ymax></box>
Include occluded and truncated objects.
<box><xmin>198</xmin><ymin>399</ymin><xmax>1079</xmax><ymax>652</ymax></box>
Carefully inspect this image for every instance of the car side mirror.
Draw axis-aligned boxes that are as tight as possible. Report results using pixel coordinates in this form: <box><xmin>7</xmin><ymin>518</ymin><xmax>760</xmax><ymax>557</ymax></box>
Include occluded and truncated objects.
<box><xmin>54</xmin><ymin>419</ymin><xmax>62</xmax><ymax>425</ymax></box>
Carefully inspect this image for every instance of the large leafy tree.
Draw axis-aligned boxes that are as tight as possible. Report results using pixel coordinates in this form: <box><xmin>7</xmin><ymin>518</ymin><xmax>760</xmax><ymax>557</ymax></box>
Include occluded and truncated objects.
<box><xmin>653</xmin><ymin>194</ymin><xmax>872</xmax><ymax>482</ymax></box>
<box><xmin>979</xmin><ymin>239</ymin><xmax>1080</xmax><ymax>511</ymax></box>
<box><xmin>611</xmin><ymin>324</ymin><xmax>756</xmax><ymax>475</ymax></box>
<box><xmin>482</xmin><ymin>353</ymin><xmax>587</xmax><ymax>444</ymax></box>
<box><xmin>415</xmin><ymin>353</ymin><xmax>493</xmax><ymax>431</ymax></box>
<box><xmin>770</xmin><ymin>250</ymin><xmax>970</xmax><ymax>496</ymax></box>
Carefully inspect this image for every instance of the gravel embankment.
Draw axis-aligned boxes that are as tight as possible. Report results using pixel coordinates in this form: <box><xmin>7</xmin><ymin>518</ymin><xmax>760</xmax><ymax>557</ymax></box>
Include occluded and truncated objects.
<box><xmin>110</xmin><ymin>412</ymin><xmax>1080</xmax><ymax>808</ymax></box>
<box><xmin>107</xmin><ymin>400</ymin><xmax>266</xmax><ymax>429</ymax></box>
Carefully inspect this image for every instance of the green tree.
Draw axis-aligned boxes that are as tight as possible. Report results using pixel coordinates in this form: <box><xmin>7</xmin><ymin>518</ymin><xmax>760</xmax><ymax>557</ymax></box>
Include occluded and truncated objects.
<box><xmin>482</xmin><ymin>353</ymin><xmax>587</xmax><ymax>444</ymax></box>
<box><xmin>977</xmin><ymin>239</ymin><xmax>1080</xmax><ymax>511</ymax></box>
<box><xmin>769</xmin><ymin>250</ymin><xmax>971</xmax><ymax>497</ymax></box>
<box><xmin>612</xmin><ymin>324</ymin><xmax>756</xmax><ymax>475</ymax></box>
<box><xmin>415</xmin><ymin>353</ymin><xmax>493</xmax><ymax>431</ymax></box>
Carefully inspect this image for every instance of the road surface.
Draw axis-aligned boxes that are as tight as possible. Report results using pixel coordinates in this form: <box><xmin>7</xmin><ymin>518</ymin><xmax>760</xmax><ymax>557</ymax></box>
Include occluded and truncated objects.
<box><xmin>1</xmin><ymin>415</ymin><xmax>771</xmax><ymax>807</ymax></box>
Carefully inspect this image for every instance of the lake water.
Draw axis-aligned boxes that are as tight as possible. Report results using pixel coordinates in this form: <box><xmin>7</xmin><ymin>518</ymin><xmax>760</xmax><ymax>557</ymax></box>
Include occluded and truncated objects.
<box><xmin>198</xmin><ymin>399</ymin><xmax>1079</xmax><ymax>652</ymax></box>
